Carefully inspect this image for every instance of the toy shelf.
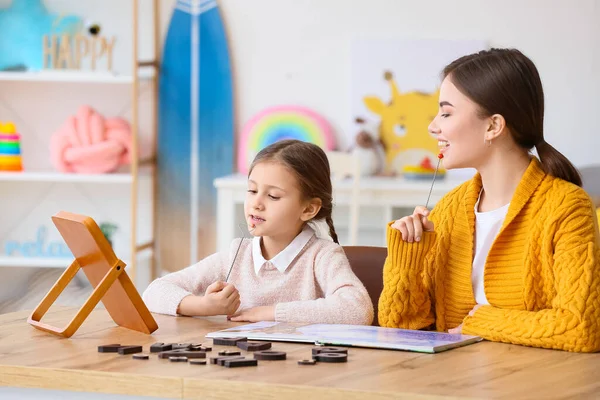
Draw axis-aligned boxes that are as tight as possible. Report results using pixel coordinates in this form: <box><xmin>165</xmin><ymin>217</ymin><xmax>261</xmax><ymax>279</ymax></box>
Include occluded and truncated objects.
<box><xmin>0</xmin><ymin>166</ymin><xmax>153</xmax><ymax>184</ymax></box>
<box><xmin>0</xmin><ymin>68</ymin><xmax>155</xmax><ymax>84</ymax></box>
<box><xmin>0</xmin><ymin>248</ymin><xmax>153</xmax><ymax>268</ymax></box>
<box><xmin>0</xmin><ymin>0</ymin><xmax>161</xmax><ymax>285</ymax></box>
<box><xmin>0</xmin><ymin>256</ymin><xmax>74</xmax><ymax>268</ymax></box>
<box><xmin>0</xmin><ymin>171</ymin><xmax>132</xmax><ymax>184</ymax></box>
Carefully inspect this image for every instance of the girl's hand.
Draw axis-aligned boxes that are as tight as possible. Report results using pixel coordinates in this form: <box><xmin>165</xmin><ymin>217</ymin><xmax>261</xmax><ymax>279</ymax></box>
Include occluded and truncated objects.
<box><xmin>391</xmin><ymin>206</ymin><xmax>435</xmax><ymax>242</ymax></box>
<box><xmin>448</xmin><ymin>305</ymin><xmax>483</xmax><ymax>334</ymax></box>
<box><xmin>201</xmin><ymin>281</ymin><xmax>241</xmax><ymax>316</ymax></box>
<box><xmin>229</xmin><ymin>306</ymin><xmax>275</xmax><ymax>322</ymax></box>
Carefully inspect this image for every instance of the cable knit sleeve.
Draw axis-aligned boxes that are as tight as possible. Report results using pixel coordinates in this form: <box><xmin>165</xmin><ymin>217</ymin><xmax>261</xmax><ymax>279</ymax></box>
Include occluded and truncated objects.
<box><xmin>462</xmin><ymin>198</ymin><xmax>600</xmax><ymax>353</ymax></box>
<box><xmin>274</xmin><ymin>245</ymin><xmax>374</xmax><ymax>325</ymax></box>
<box><xmin>377</xmin><ymin>223</ymin><xmax>437</xmax><ymax>329</ymax></box>
<box><xmin>376</xmin><ymin>186</ymin><xmax>462</xmax><ymax>331</ymax></box>
<box><xmin>141</xmin><ymin>243</ymin><xmax>234</xmax><ymax>316</ymax></box>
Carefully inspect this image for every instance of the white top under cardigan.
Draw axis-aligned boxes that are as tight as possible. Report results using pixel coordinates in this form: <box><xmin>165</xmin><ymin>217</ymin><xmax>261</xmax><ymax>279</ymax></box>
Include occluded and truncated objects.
<box><xmin>472</xmin><ymin>191</ymin><xmax>510</xmax><ymax>305</ymax></box>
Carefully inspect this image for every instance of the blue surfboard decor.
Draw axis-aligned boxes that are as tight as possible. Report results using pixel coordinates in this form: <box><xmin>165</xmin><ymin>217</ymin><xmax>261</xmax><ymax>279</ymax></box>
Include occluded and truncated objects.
<box><xmin>157</xmin><ymin>0</ymin><xmax>234</xmax><ymax>272</ymax></box>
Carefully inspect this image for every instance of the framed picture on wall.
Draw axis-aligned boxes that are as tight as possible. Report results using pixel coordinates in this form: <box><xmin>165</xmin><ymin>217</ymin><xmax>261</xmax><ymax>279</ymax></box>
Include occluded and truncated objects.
<box><xmin>350</xmin><ymin>38</ymin><xmax>487</xmax><ymax>179</ymax></box>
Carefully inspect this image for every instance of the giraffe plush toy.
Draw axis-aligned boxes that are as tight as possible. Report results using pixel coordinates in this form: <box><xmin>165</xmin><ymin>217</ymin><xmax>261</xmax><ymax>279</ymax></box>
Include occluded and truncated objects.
<box><xmin>363</xmin><ymin>71</ymin><xmax>440</xmax><ymax>175</ymax></box>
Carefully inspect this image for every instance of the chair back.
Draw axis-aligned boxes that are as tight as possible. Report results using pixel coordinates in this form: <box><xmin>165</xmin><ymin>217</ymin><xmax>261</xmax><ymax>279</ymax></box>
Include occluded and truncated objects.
<box><xmin>343</xmin><ymin>245</ymin><xmax>387</xmax><ymax>326</ymax></box>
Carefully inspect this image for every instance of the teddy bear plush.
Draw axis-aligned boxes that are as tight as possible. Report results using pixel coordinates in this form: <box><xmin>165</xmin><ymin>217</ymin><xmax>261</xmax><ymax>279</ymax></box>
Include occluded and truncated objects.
<box><xmin>350</xmin><ymin>117</ymin><xmax>386</xmax><ymax>176</ymax></box>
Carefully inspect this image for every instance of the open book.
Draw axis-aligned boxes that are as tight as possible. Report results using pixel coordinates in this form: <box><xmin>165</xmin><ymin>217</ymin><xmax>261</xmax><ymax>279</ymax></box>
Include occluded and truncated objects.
<box><xmin>206</xmin><ymin>321</ymin><xmax>482</xmax><ymax>354</ymax></box>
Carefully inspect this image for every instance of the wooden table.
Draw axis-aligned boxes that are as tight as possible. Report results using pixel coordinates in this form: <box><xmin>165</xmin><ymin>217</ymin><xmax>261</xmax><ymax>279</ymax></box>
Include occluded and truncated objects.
<box><xmin>1</xmin><ymin>308</ymin><xmax>599</xmax><ymax>399</ymax></box>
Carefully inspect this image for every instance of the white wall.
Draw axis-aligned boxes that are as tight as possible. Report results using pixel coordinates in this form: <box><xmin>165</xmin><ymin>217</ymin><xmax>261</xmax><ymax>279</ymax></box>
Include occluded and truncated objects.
<box><xmin>190</xmin><ymin>0</ymin><xmax>598</xmax><ymax>166</ymax></box>
<box><xmin>3</xmin><ymin>0</ymin><xmax>595</xmax><ymax>164</ymax></box>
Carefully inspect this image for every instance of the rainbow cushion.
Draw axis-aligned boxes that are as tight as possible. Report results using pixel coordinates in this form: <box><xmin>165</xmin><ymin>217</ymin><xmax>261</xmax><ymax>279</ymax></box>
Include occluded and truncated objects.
<box><xmin>237</xmin><ymin>106</ymin><xmax>336</xmax><ymax>174</ymax></box>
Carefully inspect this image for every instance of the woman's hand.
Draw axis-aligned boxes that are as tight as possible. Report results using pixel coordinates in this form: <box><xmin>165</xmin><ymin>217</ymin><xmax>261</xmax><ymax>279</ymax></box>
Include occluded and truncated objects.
<box><xmin>448</xmin><ymin>305</ymin><xmax>483</xmax><ymax>334</ymax></box>
<box><xmin>229</xmin><ymin>306</ymin><xmax>275</xmax><ymax>322</ymax></box>
<box><xmin>391</xmin><ymin>206</ymin><xmax>435</xmax><ymax>242</ymax></box>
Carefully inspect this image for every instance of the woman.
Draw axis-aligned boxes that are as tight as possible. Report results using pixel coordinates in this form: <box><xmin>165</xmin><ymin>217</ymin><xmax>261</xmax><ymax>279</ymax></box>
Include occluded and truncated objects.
<box><xmin>378</xmin><ymin>48</ymin><xmax>600</xmax><ymax>352</ymax></box>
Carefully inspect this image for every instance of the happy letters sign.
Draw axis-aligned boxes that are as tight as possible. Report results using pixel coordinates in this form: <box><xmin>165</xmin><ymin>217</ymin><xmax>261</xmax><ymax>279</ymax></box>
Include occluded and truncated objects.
<box><xmin>42</xmin><ymin>34</ymin><xmax>116</xmax><ymax>71</ymax></box>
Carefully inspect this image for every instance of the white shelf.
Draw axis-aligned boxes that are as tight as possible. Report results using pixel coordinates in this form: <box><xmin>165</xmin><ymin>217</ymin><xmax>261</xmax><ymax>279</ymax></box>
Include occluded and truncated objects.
<box><xmin>0</xmin><ymin>250</ymin><xmax>153</xmax><ymax>269</ymax></box>
<box><xmin>0</xmin><ymin>171</ymin><xmax>134</xmax><ymax>184</ymax></box>
<box><xmin>0</xmin><ymin>68</ymin><xmax>155</xmax><ymax>84</ymax></box>
<box><xmin>0</xmin><ymin>256</ymin><xmax>73</xmax><ymax>268</ymax></box>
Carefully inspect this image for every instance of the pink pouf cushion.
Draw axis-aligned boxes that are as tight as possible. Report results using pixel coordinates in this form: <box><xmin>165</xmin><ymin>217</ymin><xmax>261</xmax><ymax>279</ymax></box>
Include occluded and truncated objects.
<box><xmin>50</xmin><ymin>106</ymin><xmax>132</xmax><ymax>173</ymax></box>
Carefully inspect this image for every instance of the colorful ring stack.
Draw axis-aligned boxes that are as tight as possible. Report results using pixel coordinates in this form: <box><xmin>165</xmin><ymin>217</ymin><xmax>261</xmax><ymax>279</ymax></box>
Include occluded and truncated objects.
<box><xmin>0</xmin><ymin>122</ymin><xmax>23</xmax><ymax>171</ymax></box>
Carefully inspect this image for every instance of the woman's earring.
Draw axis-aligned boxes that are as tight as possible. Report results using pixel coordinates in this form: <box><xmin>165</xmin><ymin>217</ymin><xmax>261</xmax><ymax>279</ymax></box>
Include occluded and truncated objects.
<box><xmin>484</xmin><ymin>137</ymin><xmax>492</xmax><ymax>147</ymax></box>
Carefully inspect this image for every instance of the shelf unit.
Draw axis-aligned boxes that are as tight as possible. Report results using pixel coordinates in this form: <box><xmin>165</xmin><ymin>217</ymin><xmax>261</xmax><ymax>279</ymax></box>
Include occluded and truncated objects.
<box><xmin>0</xmin><ymin>68</ymin><xmax>155</xmax><ymax>84</ymax></box>
<box><xmin>0</xmin><ymin>0</ymin><xmax>160</xmax><ymax>284</ymax></box>
<box><xmin>0</xmin><ymin>171</ymin><xmax>135</xmax><ymax>183</ymax></box>
<box><xmin>0</xmin><ymin>256</ymin><xmax>73</xmax><ymax>269</ymax></box>
<box><xmin>0</xmin><ymin>248</ymin><xmax>154</xmax><ymax>269</ymax></box>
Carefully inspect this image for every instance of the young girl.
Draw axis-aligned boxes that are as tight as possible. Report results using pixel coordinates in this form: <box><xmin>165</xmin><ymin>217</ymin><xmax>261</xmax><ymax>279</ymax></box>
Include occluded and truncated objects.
<box><xmin>143</xmin><ymin>139</ymin><xmax>374</xmax><ymax>325</ymax></box>
<box><xmin>378</xmin><ymin>48</ymin><xmax>600</xmax><ymax>352</ymax></box>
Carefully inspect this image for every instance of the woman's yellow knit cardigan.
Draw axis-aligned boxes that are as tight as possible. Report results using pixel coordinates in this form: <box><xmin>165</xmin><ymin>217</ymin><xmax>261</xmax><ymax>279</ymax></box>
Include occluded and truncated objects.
<box><xmin>378</xmin><ymin>158</ymin><xmax>600</xmax><ymax>352</ymax></box>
